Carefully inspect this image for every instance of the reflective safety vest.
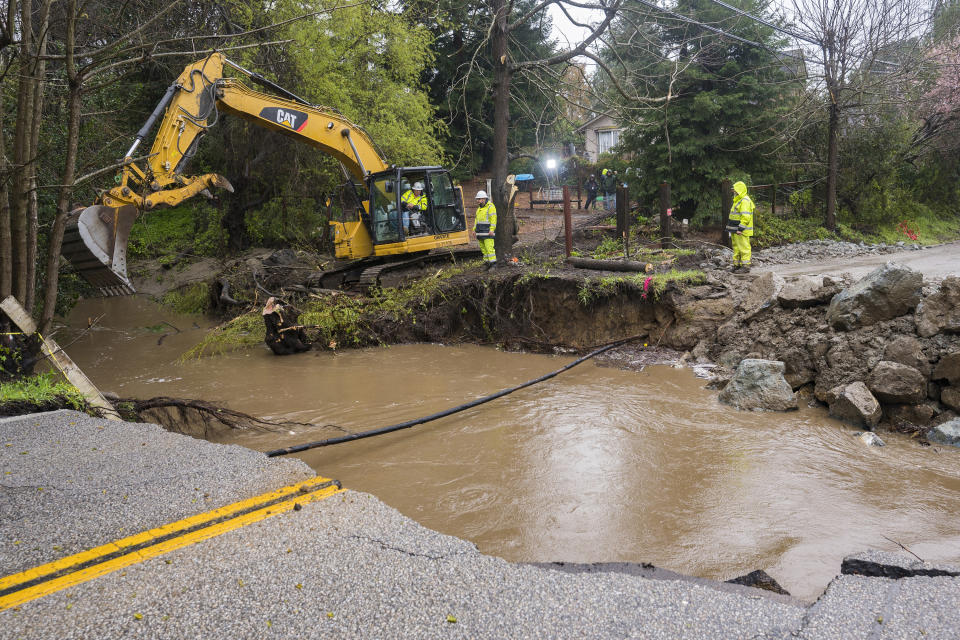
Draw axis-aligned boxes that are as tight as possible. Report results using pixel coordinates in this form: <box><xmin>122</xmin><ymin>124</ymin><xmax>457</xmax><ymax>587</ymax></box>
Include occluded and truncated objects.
<box><xmin>727</xmin><ymin>194</ymin><xmax>755</xmax><ymax>237</ymax></box>
<box><xmin>401</xmin><ymin>190</ymin><xmax>428</xmax><ymax>211</ymax></box>
<box><xmin>474</xmin><ymin>201</ymin><xmax>497</xmax><ymax>238</ymax></box>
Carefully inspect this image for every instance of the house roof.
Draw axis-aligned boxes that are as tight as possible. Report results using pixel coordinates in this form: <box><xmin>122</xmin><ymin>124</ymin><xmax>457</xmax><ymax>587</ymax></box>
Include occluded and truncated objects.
<box><xmin>576</xmin><ymin>112</ymin><xmax>621</xmax><ymax>133</ymax></box>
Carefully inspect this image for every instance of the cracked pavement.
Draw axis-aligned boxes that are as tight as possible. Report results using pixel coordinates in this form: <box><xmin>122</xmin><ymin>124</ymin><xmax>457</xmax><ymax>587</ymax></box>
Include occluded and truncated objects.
<box><xmin>3</xmin><ymin>411</ymin><xmax>959</xmax><ymax>638</ymax></box>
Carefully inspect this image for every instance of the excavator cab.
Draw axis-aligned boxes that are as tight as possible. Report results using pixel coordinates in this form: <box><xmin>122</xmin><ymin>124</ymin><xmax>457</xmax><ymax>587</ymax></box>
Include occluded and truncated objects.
<box><xmin>365</xmin><ymin>167</ymin><xmax>466</xmax><ymax>251</ymax></box>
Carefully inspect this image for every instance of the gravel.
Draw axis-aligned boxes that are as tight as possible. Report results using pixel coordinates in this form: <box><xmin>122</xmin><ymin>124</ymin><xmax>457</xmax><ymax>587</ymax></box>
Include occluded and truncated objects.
<box><xmin>753</xmin><ymin>239</ymin><xmax>920</xmax><ymax>267</ymax></box>
<box><xmin>698</xmin><ymin>239</ymin><xmax>922</xmax><ymax>271</ymax></box>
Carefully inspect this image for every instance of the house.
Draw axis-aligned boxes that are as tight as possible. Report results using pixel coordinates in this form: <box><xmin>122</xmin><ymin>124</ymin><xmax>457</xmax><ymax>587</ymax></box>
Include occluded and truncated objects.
<box><xmin>576</xmin><ymin>113</ymin><xmax>624</xmax><ymax>162</ymax></box>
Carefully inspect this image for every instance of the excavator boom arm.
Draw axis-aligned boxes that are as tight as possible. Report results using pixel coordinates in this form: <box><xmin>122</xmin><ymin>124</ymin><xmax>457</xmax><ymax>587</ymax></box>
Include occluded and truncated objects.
<box><xmin>128</xmin><ymin>53</ymin><xmax>388</xmax><ymax>207</ymax></box>
<box><xmin>62</xmin><ymin>53</ymin><xmax>461</xmax><ymax>296</ymax></box>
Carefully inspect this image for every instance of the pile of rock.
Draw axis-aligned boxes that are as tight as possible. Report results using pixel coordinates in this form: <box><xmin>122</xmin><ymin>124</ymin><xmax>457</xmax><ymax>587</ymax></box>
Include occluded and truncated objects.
<box><xmin>691</xmin><ymin>262</ymin><xmax>960</xmax><ymax>447</ymax></box>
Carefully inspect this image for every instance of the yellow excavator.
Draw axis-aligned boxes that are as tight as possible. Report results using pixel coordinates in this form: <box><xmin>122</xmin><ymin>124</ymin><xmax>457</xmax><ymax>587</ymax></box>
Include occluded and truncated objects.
<box><xmin>62</xmin><ymin>53</ymin><xmax>471</xmax><ymax>295</ymax></box>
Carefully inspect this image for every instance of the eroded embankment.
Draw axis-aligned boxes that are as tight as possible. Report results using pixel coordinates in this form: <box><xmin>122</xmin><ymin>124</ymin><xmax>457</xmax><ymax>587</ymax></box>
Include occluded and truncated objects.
<box><xmin>133</xmin><ymin>239</ymin><xmax>960</xmax><ymax>441</ymax></box>
<box><xmin>319</xmin><ymin>263</ymin><xmax>960</xmax><ymax>439</ymax></box>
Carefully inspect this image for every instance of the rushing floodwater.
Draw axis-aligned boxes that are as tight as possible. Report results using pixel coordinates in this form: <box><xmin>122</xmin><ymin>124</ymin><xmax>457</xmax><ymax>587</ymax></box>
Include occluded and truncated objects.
<box><xmin>60</xmin><ymin>296</ymin><xmax>960</xmax><ymax>601</ymax></box>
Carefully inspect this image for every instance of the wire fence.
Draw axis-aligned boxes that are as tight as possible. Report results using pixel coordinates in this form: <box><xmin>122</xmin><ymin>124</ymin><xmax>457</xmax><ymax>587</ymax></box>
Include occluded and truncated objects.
<box><xmin>744</xmin><ymin>178</ymin><xmax>825</xmax><ymax>218</ymax></box>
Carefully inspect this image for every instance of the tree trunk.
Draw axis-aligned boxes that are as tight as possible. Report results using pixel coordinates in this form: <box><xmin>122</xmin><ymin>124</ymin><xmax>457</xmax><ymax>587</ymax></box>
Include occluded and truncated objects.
<box><xmin>491</xmin><ymin>0</ymin><xmax>512</xmax><ymax>263</ymax></box>
<box><xmin>225</xmin><ymin>173</ymin><xmax>250</xmax><ymax>252</ymax></box>
<box><xmin>825</xmin><ymin>100</ymin><xmax>839</xmax><ymax>231</ymax></box>
<box><xmin>10</xmin><ymin>0</ymin><xmax>35</xmax><ymax>302</ymax></box>
<box><xmin>25</xmin><ymin>12</ymin><xmax>50</xmax><ymax>313</ymax></box>
<box><xmin>9</xmin><ymin>0</ymin><xmax>50</xmax><ymax>305</ymax></box>
<box><xmin>0</xmin><ymin>78</ymin><xmax>11</xmax><ymax>299</ymax></box>
<box><xmin>41</xmin><ymin>0</ymin><xmax>80</xmax><ymax>335</ymax></box>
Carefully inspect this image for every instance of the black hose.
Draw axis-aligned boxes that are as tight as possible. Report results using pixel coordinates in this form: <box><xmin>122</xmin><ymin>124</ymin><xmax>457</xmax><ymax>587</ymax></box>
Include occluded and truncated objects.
<box><xmin>265</xmin><ymin>334</ymin><xmax>646</xmax><ymax>457</ymax></box>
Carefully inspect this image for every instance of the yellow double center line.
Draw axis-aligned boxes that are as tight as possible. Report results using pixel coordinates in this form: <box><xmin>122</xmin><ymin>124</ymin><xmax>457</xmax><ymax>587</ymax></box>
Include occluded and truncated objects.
<box><xmin>0</xmin><ymin>476</ymin><xmax>343</xmax><ymax>611</ymax></box>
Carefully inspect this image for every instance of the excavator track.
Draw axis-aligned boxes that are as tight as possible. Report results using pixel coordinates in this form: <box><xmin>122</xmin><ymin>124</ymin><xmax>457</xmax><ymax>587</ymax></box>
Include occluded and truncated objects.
<box><xmin>355</xmin><ymin>248</ymin><xmax>481</xmax><ymax>293</ymax></box>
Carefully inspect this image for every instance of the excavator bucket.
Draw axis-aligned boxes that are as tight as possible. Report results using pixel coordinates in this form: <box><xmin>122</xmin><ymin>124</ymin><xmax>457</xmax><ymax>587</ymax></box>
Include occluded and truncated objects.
<box><xmin>62</xmin><ymin>204</ymin><xmax>140</xmax><ymax>296</ymax></box>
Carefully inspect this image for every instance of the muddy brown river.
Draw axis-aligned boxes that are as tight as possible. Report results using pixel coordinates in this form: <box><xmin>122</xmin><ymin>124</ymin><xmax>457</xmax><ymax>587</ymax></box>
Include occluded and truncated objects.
<box><xmin>60</xmin><ymin>296</ymin><xmax>960</xmax><ymax>601</ymax></box>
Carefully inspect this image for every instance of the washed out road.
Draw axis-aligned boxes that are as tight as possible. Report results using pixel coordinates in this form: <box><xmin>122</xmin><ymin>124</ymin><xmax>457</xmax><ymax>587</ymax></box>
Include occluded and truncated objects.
<box><xmin>3</xmin><ymin>411</ymin><xmax>960</xmax><ymax>638</ymax></box>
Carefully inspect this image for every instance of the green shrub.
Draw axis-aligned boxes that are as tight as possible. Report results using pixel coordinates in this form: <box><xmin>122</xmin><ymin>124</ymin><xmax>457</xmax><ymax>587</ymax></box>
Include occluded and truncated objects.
<box><xmin>161</xmin><ymin>283</ymin><xmax>211</xmax><ymax>315</ymax></box>
<box><xmin>128</xmin><ymin>207</ymin><xmax>194</xmax><ymax>259</ymax></box>
<box><xmin>0</xmin><ymin>373</ymin><xmax>87</xmax><ymax>411</ymax></box>
<box><xmin>753</xmin><ymin>215</ymin><xmax>835</xmax><ymax>248</ymax></box>
<box><xmin>592</xmin><ymin>236</ymin><xmax>624</xmax><ymax>259</ymax></box>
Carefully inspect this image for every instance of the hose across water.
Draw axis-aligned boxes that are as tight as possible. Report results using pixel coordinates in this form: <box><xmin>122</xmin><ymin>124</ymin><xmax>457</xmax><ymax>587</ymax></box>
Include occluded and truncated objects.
<box><xmin>265</xmin><ymin>334</ymin><xmax>646</xmax><ymax>457</ymax></box>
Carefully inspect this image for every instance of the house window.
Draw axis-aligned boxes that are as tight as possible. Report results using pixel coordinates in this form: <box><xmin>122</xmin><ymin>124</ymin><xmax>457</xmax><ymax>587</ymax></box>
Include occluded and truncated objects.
<box><xmin>597</xmin><ymin>129</ymin><xmax>620</xmax><ymax>155</ymax></box>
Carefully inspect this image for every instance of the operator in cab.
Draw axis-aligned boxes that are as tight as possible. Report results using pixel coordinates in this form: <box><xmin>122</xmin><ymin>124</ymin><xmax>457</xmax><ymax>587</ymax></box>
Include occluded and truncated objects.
<box><xmin>401</xmin><ymin>182</ymin><xmax>428</xmax><ymax>236</ymax></box>
<box><xmin>474</xmin><ymin>190</ymin><xmax>497</xmax><ymax>269</ymax></box>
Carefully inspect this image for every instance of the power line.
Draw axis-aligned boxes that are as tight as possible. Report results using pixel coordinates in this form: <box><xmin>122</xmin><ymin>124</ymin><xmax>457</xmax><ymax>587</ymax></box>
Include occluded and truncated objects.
<box><xmin>631</xmin><ymin>0</ymin><xmax>807</xmax><ymax>62</ymax></box>
<box><xmin>702</xmin><ymin>0</ymin><xmax>905</xmax><ymax>68</ymax></box>
<box><xmin>704</xmin><ymin>0</ymin><xmax>822</xmax><ymax>45</ymax></box>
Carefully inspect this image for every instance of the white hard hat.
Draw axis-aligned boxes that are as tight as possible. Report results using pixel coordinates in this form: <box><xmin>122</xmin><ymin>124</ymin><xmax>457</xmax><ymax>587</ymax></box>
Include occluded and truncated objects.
<box><xmin>413</xmin><ymin>182</ymin><xmax>424</xmax><ymax>190</ymax></box>
<box><xmin>475</xmin><ymin>190</ymin><xmax>488</xmax><ymax>199</ymax></box>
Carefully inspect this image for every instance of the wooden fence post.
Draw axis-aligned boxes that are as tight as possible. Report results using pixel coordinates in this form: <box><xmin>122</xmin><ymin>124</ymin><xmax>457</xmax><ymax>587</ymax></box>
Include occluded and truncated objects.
<box><xmin>721</xmin><ymin>179</ymin><xmax>732</xmax><ymax>247</ymax></box>
<box><xmin>616</xmin><ymin>185</ymin><xmax>630</xmax><ymax>258</ymax></box>
<box><xmin>658</xmin><ymin>182</ymin><xmax>672</xmax><ymax>249</ymax></box>
<box><xmin>772</xmin><ymin>177</ymin><xmax>778</xmax><ymax>217</ymax></box>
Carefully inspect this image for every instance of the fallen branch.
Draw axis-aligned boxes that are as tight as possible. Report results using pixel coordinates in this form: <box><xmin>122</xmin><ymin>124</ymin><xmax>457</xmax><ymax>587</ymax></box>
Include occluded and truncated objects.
<box><xmin>567</xmin><ymin>256</ymin><xmax>650</xmax><ymax>272</ymax></box>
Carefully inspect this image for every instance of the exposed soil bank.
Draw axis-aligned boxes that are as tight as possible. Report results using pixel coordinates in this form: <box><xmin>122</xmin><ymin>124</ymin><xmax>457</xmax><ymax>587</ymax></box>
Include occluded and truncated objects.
<box><xmin>133</xmin><ymin>232</ymin><xmax>960</xmax><ymax>441</ymax></box>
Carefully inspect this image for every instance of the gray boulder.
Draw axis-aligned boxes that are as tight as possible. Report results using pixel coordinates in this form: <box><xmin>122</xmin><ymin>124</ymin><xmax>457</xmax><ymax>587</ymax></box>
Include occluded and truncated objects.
<box><xmin>883</xmin><ymin>335</ymin><xmax>930</xmax><ymax>376</ymax></box>
<box><xmin>826</xmin><ymin>262</ymin><xmax>922</xmax><ymax>330</ymax></box>
<box><xmin>941</xmin><ymin>387</ymin><xmax>960</xmax><ymax>412</ymax></box>
<box><xmin>866</xmin><ymin>361</ymin><xmax>926</xmax><ymax>404</ymax></box>
<box><xmin>828</xmin><ymin>381</ymin><xmax>882</xmax><ymax>428</ymax></box>
<box><xmin>739</xmin><ymin>271</ymin><xmax>784</xmax><ymax>318</ymax></box>
<box><xmin>927</xmin><ymin>419</ymin><xmax>960</xmax><ymax>447</ymax></box>
<box><xmin>777</xmin><ymin>275</ymin><xmax>839</xmax><ymax>309</ymax></box>
<box><xmin>718</xmin><ymin>359</ymin><xmax>798</xmax><ymax>411</ymax></box>
<box><xmin>932</xmin><ymin>352</ymin><xmax>960</xmax><ymax>385</ymax></box>
<box><xmin>915</xmin><ymin>276</ymin><xmax>960</xmax><ymax>337</ymax></box>
<box><xmin>884</xmin><ymin>402</ymin><xmax>936</xmax><ymax>427</ymax></box>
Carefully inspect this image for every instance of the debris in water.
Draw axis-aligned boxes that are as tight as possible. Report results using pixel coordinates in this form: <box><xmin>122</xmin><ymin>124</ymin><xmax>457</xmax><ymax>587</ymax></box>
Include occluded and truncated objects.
<box><xmin>858</xmin><ymin>431</ymin><xmax>886</xmax><ymax>447</ymax></box>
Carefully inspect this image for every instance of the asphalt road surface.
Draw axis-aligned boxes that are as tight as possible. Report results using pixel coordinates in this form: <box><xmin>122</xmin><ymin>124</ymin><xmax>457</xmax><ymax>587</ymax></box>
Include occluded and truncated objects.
<box><xmin>762</xmin><ymin>241</ymin><xmax>960</xmax><ymax>280</ymax></box>
<box><xmin>4</xmin><ymin>411</ymin><xmax>960</xmax><ymax>638</ymax></box>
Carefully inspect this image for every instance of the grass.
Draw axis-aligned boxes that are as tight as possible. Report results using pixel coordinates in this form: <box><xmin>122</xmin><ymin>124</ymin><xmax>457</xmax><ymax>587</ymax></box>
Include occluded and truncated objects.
<box><xmin>577</xmin><ymin>268</ymin><xmax>706</xmax><ymax>305</ymax></box>
<box><xmin>181</xmin><ymin>310</ymin><xmax>267</xmax><ymax>359</ymax></box>
<box><xmin>590</xmin><ymin>236</ymin><xmax>695</xmax><ymax>264</ymax></box>
<box><xmin>0</xmin><ymin>373</ymin><xmax>87</xmax><ymax>411</ymax></box>
<box><xmin>753</xmin><ymin>205</ymin><xmax>960</xmax><ymax>249</ymax></box>
<box><xmin>161</xmin><ymin>283</ymin><xmax>211</xmax><ymax>315</ymax></box>
<box><xmin>183</xmin><ymin>261</ymin><xmax>476</xmax><ymax>358</ymax></box>
<box><xmin>127</xmin><ymin>207</ymin><xmax>195</xmax><ymax>260</ymax></box>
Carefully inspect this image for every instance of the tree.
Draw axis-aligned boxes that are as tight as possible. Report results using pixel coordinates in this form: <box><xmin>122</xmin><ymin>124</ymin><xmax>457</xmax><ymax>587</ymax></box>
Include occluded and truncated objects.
<box><xmin>789</xmin><ymin>0</ymin><xmax>931</xmax><ymax>229</ymax></box>
<box><xmin>604</xmin><ymin>0</ymin><xmax>801</xmax><ymax>219</ymax></box>
<box><xmin>487</xmin><ymin>0</ymin><xmax>620</xmax><ymax>260</ymax></box>
<box><xmin>402</xmin><ymin>0</ymin><xmax>567</xmax><ymax>176</ymax></box>
<box><xmin>191</xmin><ymin>0</ymin><xmax>445</xmax><ymax>251</ymax></box>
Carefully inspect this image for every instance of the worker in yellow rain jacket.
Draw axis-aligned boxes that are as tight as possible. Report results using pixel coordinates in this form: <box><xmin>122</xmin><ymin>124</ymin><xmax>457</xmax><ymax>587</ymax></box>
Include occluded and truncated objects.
<box><xmin>726</xmin><ymin>181</ymin><xmax>755</xmax><ymax>272</ymax></box>
<box><xmin>400</xmin><ymin>182</ymin><xmax>428</xmax><ymax>235</ymax></box>
<box><xmin>474</xmin><ymin>190</ymin><xmax>497</xmax><ymax>269</ymax></box>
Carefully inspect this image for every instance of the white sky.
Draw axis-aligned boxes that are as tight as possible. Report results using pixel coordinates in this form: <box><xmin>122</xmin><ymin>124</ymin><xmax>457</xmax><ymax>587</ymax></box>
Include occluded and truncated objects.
<box><xmin>549</xmin><ymin>3</ymin><xmax>602</xmax><ymax>52</ymax></box>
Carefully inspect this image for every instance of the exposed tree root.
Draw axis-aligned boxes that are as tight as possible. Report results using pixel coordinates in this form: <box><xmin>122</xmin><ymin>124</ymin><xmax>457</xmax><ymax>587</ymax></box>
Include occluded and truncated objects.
<box><xmin>116</xmin><ymin>396</ymin><xmax>349</xmax><ymax>440</ymax></box>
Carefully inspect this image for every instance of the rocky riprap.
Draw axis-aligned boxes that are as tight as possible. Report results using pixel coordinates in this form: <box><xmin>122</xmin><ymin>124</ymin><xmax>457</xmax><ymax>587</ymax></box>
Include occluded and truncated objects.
<box><xmin>684</xmin><ymin>262</ymin><xmax>960</xmax><ymax>444</ymax></box>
